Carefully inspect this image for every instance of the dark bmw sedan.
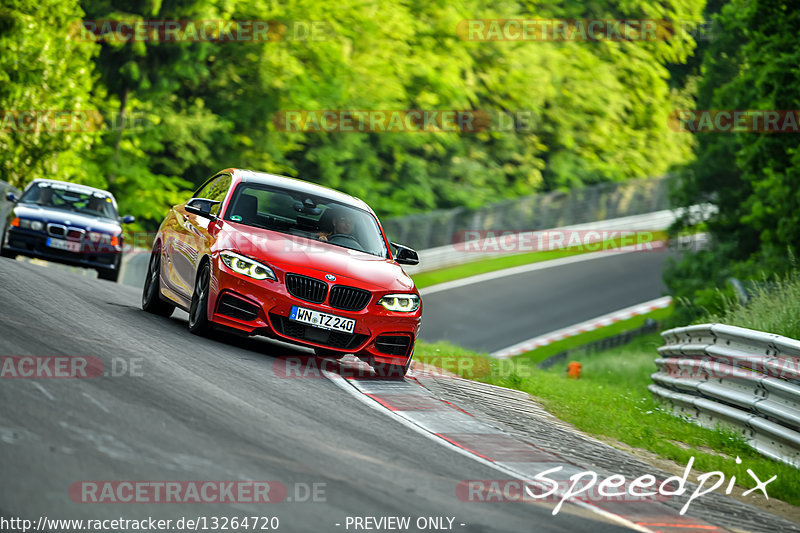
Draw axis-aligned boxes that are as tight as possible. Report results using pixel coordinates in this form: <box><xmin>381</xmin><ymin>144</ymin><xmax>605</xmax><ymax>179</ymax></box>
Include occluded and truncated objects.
<box><xmin>1</xmin><ymin>179</ymin><xmax>134</xmax><ymax>282</ymax></box>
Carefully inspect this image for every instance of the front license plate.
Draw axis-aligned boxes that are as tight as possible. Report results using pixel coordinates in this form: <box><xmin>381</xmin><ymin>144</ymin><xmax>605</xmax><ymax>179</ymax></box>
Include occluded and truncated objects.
<box><xmin>290</xmin><ymin>306</ymin><xmax>355</xmax><ymax>333</ymax></box>
<box><xmin>47</xmin><ymin>237</ymin><xmax>81</xmax><ymax>253</ymax></box>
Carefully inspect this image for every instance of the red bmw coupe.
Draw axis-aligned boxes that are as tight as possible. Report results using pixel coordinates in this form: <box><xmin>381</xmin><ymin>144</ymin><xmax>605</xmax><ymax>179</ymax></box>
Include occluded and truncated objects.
<box><xmin>142</xmin><ymin>169</ymin><xmax>422</xmax><ymax>377</ymax></box>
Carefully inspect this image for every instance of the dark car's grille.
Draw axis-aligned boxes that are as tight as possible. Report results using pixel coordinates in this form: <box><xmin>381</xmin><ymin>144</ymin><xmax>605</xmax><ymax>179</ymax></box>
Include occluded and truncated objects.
<box><xmin>374</xmin><ymin>335</ymin><xmax>412</xmax><ymax>356</ymax></box>
<box><xmin>285</xmin><ymin>274</ymin><xmax>327</xmax><ymax>303</ymax></box>
<box><xmin>217</xmin><ymin>294</ymin><xmax>260</xmax><ymax>321</ymax></box>
<box><xmin>270</xmin><ymin>314</ymin><xmax>367</xmax><ymax>350</ymax></box>
<box><xmin>329</xmin><ymin>286</ymin><xmax>371</xmax><ymax>311</ymax></box>
<box><xmin>47</xmin><ymin>224</ymin><xmax>66</xmax><ymax>237</ymax></box>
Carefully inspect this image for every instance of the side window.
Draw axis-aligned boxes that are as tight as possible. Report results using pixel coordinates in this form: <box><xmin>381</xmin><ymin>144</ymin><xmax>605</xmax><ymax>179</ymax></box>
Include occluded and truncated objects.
<box><xmin>193</xmin><ymin>176</ymin><xmax>220</xmax><ymax>200</ymax></box>
<box><xmin>193</xmin><ymin>174</ymin><xmax>231</xmax><ymax>215</ymax></box>
<box><xmin>205</xmin><ymin>175</ymin><xmax>231</xmax><ymax>215</ymax></box>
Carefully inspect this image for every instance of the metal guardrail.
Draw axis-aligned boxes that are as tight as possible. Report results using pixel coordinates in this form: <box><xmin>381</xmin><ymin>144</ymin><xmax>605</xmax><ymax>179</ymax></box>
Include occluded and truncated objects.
<box><xmin>403</xmin><ymin>205</ymin><xmax>712</xmax><ymax>275</ymax></box>
<box><xmin>382</xmin><ymin>175</ymin><xmax>675</xmax><ymax>251</ymax></box>
<box><xmin>650</xmin><ymin>323</ymin><xmax>800</xmax><ymax>467</ymax></box>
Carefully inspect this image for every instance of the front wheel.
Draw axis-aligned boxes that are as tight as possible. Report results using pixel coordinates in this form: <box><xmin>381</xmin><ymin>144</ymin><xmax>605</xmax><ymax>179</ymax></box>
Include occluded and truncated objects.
<box><xmin>142</xmin><ymin>247</ymin><xmax>174</xmax><ymax>317</ymax></box>
<box><xmin>188</xmin><ymin>261</ymin><xmax>213</xmax><ymax>336</ymax></box>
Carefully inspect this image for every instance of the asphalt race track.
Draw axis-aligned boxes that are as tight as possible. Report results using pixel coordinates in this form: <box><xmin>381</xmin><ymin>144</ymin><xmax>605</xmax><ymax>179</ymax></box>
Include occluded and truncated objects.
<box><xmin>419</xmin><ymin>250</ymin><xmax>670</xmax><ymax>353</ymax></box>
<box><xmin>0</xmin><ymin>257</ymin><xmax>635</xmax><ymax>532</ymax></box>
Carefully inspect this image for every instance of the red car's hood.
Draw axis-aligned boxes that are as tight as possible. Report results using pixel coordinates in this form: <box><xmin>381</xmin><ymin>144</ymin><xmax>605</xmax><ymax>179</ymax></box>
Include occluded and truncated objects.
<box><xmin>214</xmin><ymin>222</ymin><xmax>415</xmax><ymax>292</ymax></box>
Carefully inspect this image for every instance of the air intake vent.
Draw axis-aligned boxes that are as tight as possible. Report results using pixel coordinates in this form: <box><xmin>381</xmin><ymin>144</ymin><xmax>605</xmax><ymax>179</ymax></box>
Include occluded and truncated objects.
<box><xmin>285</xmin><ymin>274</ymin><xmax>327</xmax><ymax>303</ymax></box>
<box><xmin>374</xmin><ymin>335</ymin><xmax>412</xmax><ymax>356</ymax></box>
<box><xmin>329</xmin><ymin>286</ymin><xmax>371</xmax><ymax>311</ymax></box>
<box><xmin>217</xmin><ymin>294</ymin><xmax>260</xmax><ymax>321</ymax></box>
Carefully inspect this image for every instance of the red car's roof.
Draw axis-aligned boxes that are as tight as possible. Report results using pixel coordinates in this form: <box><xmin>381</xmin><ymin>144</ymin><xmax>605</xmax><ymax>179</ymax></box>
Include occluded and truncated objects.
<box><xmin>229</xmin><ymin>169</ymin><xmax>373</xmax><ymax>214</ymax></box>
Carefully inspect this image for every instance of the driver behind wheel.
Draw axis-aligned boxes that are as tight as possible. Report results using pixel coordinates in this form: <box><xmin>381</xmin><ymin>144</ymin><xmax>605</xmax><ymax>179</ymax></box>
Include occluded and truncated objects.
<box><xmin>318</xmin><ymin>207</ymin><xmax>357</xmax><ymax>242</ymax></box>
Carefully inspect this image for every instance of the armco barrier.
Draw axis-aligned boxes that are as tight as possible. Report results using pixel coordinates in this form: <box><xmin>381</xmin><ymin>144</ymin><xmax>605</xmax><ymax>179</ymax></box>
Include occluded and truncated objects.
<box><xmin>403</xmin><ymin>205</ymin><xmax>711</xmax><ymax>275</ymax></box>
<box><xmin>650</xmin><ymin>323</ymin><xmax>800</xmax><ymax>467</ymax></box>
<box><xmin>382</xmin><ymin>176</ymin><xmax>675</xmax><ymax>251</ymax></box>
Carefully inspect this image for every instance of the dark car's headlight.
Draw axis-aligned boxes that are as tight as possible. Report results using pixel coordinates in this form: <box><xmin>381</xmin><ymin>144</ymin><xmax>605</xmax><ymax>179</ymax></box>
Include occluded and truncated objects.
<box><xmin>87</xmin><ymin>231</ymin><xmax>120</xmax><ymax>247</ymax></box>
<box><xmin>88</xmin><ymin>231</ymin><xmax>110</xmax><ymax>243</ymax></box>
<box><xmin>13</xmin><ymin>218</ymin><xmax>44</xmax><ymax>231</ymax></box>
<box><xmin>378</xmin><ymin>294</ymin><xmax>420</xmax><ymax>312</ymax></box>
<box><xmin>220</xmin><ymin>250</ymin><xmax>276</xmax><ymax>281</ymax></box>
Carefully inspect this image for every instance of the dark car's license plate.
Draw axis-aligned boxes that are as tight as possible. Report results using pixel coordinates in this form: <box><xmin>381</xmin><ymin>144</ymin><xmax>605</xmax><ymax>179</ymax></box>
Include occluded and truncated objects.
<box><xmin>47</xmin><ymin>238</ymin><xmax>81</xmax><ymax>253</ymax></box>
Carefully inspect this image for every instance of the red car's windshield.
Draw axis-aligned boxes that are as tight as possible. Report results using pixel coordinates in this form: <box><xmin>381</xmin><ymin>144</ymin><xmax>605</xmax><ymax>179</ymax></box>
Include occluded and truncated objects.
<box><xmin>223</xmin><ymin>184</ymin><xmax>388</xmax><ymax>258</ymax></box>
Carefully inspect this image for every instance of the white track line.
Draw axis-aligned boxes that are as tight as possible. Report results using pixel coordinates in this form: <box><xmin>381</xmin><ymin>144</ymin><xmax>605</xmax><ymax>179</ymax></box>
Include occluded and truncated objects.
<box><xmin>323</xmin><ymin>367</ymin><xmax>653</xmax><ymax>533</ymax></box>
<box><xmin>419</xmin><ymin>248</ymin><xmax>642</xmax><ymax>296</ymax></box>
<box><xmin>491</xmin><ymin>296</ymin><xmax>673</xmax><ymax>358</ymax></box>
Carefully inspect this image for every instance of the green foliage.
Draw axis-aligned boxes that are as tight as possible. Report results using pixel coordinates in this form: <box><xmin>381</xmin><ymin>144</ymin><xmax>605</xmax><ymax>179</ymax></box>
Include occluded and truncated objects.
<box><xmin>707</xmin><ymin>269</ymin><xmax>800</xmax><ymax>340</ymax></box>
<box><xmin>2</xmin><ymin>0</ymin><xmax>705</xmax><ymax>231</ymax></box>
<box><xmin>667</xmin><ymin>0</ymin><xmax>800</xmax><ymax>318</ymax></box>
<box><xmin>0</xmin><ymin>0</ymin><xmax>98</xmax><ymax>187</ymax></box>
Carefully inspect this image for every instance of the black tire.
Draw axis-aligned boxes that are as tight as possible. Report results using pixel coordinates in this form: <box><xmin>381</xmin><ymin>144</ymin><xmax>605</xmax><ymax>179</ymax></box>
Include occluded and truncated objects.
<box><xmin>142</xmin><ymin>247</ymin><xmax>174</xmax><ymax>317</ymax></box>
<box><xmin>372</xmin><ymin>353</ymin><xmax>412</xmax><ymax>379</ymax></box>
<box><xmin>97</xmin><ymin>267</ymin><xmax>119</xmax><ymax>282</ymax></box>
<box><xmin>188</xmin><ymin>261</ymin><xmax>213</xmax><ymax>336</ymax></box>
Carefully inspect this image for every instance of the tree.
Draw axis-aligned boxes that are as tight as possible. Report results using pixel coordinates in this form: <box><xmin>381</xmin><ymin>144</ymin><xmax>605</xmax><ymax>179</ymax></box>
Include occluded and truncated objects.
<box><xmin>0</xmin><ymin>0</ymin><xmax>97</xmax><ymax>188</ymax></box>
<box><xmin>666</xmin><ymin>0</ymin><xmax>800</xmax><ymax>319</ymax></box>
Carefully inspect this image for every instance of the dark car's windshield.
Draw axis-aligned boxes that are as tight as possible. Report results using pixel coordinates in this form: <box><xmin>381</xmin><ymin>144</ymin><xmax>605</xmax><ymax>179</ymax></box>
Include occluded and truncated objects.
<box><xmin>20</xmin><ymin>182</ymin><xmax>118</xmax><ymax>220</ymax></box>
<box><xmin>224</xmin><ymin>184</ymin><xmax>388</xmax><ymax>258</ymax></box>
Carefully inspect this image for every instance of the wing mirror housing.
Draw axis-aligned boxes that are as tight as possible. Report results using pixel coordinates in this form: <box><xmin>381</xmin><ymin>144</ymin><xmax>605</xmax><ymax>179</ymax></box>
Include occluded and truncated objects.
<box><xmin>185</xmin><ymin>198</ymin><xmax>220</xmax><ymax>220</ymax></box>
<box><xmin>5</xmin><ymin>192</ymin><xmax>17</xmax><ymax>203</ymax></box>
<box><xmin>391</xmin><ymin>242</ymin><xmax>419</xmax><ymax>266</ymax></box>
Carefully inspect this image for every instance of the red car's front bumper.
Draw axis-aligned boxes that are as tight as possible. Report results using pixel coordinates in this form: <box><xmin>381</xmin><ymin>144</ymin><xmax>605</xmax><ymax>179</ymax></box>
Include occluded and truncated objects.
<box><xmin>206</xmin><ymin>255</ymin><xmax>421</xmax><ymax>366</ymax></box>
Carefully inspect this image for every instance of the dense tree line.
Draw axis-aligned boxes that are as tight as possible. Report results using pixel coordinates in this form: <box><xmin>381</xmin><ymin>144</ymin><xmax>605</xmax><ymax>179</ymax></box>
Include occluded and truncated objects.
<box><xmin>1</xmin><ymin>0</ymin><xmax>703</xmax><ymax>230</ymax></box>
<box><xmin>666</xmin><ymin>0</ymin><xmax>800</xmax><ymax>319</ymax></box>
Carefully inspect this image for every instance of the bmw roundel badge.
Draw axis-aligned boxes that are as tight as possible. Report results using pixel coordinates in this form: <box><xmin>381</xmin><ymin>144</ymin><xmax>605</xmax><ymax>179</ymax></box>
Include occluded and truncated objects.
<box><xmin>325</xmin><ymin>274</ymin><xmax>336</xmax><ymax>282</ymax></box>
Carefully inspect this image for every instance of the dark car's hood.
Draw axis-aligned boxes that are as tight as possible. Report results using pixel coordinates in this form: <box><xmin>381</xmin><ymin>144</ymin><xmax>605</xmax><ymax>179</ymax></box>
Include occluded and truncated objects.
<box><xmin>13</xmin><ymin>204</ymin><xmax>120</xmax><ymax>232</ymax></box>
<box><xmin>215</xmin><ymin>222</ymin><xmax>415</xmax><ymax>292</ymax></box>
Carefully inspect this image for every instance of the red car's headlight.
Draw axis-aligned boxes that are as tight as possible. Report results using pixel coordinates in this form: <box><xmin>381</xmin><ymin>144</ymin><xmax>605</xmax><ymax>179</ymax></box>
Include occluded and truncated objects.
<box><xmin>378</xmin><ymin>294</ymin><xmax>420</xmax><ymax>312</ymax></box>
<box><xmin>220</xmin><ymin>250</ymin><xmax>276</xmax><ymax>281</ymax></box>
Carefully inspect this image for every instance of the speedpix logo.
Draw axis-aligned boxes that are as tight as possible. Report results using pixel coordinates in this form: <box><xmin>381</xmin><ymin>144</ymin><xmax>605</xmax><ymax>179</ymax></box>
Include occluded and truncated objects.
<box><xmin>457</xmin><ymin>456</ymin><xmax>776</xmax><ymax>516</ymax></box>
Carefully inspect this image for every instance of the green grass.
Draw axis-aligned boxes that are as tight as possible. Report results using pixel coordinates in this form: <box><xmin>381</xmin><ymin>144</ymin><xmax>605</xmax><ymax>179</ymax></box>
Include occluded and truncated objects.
<box><xmin>515</xmin><ymin>304</ymin><xmax>673</xmax><ymax>364</ymax></box>
<box><xmin>414</xmin><ymin>335</ymin><xmax>800</xmax><ymax>506</ymax></box>
<box><xmin>412</xmin><ymin>230</ymin><xmax>667</xmax><ymax>289</ymax></box>
<box><xmin>708</xmin><ymin>269</ymin><xmax>800</xmax><ymax>339</ymax></box>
